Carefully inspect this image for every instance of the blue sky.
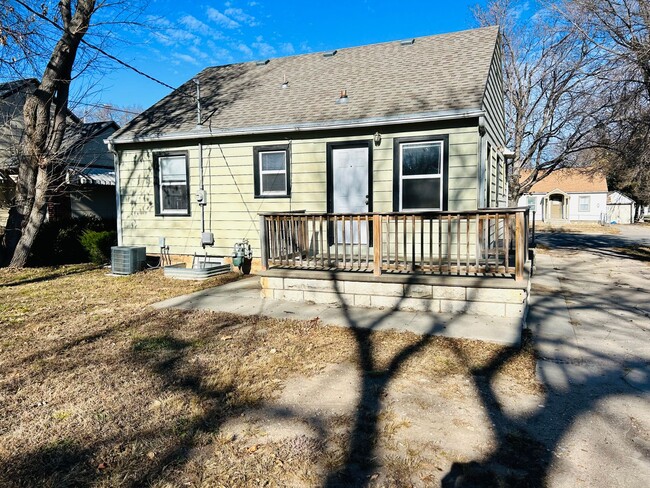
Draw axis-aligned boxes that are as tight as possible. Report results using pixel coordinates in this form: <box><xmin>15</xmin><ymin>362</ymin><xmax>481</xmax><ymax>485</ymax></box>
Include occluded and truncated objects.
<box><xmin>87</xmin><ymin>1</ymin><xmax>492</xmax><ymax>110</ymax></box>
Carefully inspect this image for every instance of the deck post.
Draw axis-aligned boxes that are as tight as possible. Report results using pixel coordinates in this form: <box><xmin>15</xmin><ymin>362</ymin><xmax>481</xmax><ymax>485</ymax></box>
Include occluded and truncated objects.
<box><xmin>259</xmin><ymin>214</ymin><xmax>268</xmax><ymax>271</ymax></box>
<box><xmin>373</xmin><ymin>214</ymin><xmax>382</xmax><ymax>276</ymax></box>
<box><xmin>515</xmin><ymin>210</ymin><xmax>525</xmax><ymax>281</ymax></box>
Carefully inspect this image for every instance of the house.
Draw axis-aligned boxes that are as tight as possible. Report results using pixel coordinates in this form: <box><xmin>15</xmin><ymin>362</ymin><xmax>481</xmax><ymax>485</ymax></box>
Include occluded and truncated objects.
<box><xmin>109</xmin><ymin>26</ymin><xmax>532</xmax><ymax>327</ymax></box>
<box><xmin>0</xmin><ymin>79</ymin><xmax>118</xmax><ymax>231</ymax></box>
<box><xmin>518</xmin><ymin>168</ymin><xmax>608</xmax><ymax>223</ymax></box>
<box><xmin>607</xmin><ymin>191</ymin><xmax>635</xmax><ymax>224</ymax></box>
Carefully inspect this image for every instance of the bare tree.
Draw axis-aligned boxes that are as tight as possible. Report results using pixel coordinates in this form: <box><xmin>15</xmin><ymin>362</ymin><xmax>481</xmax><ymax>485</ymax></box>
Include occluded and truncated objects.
<box><xmin>1</xmin><ymin>0</ymin><xmax>146</xmax><ymax>267</ymax></box>
<box><xmin>2</xmin><ymin>0</ymin><xmax>97</xmax><ymax>267</ymax></box>
<box><xmin>79</xmin><ymin>102</ymin><xmax>143</xmax><ymax>126</ymax></box>
<box><xmin>559</xmin><ymin>0</ymin><xmax>650</xmax><ymax>215</ymax></box>
<box><xmin>474</xmin><ymin>0</ymin><xmax>606</xmax><ymax>204</ymax></box>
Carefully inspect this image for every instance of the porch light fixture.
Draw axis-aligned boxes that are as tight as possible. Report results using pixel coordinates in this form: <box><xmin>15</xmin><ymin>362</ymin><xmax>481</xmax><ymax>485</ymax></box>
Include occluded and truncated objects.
<box><xmin>373</xmin><ymin>131</ymin><xmax>382</xmax><ymax>146</ymax></box>
<box><xmin>336</xmin><ymin>89</ymin><xmax>349</xmax><ymax>104</ymax></box>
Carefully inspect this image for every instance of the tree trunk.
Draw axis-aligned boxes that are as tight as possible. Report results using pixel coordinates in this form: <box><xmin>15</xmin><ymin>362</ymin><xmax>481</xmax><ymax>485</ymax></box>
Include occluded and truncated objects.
<box><xmin>9</xmin><ymin>166</ymin><xmax>49</xmax><ymax>268</ymax></box>
<box><xmin>1</xmin><ymin>0</ymin><xmax>96</xmax><ymax>268</ymax></box>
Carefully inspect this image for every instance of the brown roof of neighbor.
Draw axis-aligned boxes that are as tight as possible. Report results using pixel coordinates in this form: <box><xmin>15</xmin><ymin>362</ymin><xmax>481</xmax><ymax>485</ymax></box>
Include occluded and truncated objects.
<box><xmin>523</xmin><ymin>168</ymin><xmax>608</xmax><ymax>193</ymax></box>
<box><xmin>112</xmin><ymin>26</ymin><xmax>500</xmax><ymax>142</ymax></box>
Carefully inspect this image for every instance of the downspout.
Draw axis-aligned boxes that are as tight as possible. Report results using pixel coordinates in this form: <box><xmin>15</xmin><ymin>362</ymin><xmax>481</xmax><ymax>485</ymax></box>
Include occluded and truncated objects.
<box><xmin>198</xmin><ymin>140</ymin><xmax>205</xmax><ymax>235</ymax></box>
<box><xmin>107</xmin><ymin>140</ymin><xmax>123</xmax><ymax>246</ymax></box>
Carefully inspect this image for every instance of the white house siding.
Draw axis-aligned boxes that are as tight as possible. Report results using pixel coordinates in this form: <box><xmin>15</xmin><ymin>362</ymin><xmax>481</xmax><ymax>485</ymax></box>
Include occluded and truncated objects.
<box><xmin>518</xmin><ymin>192</ymin><xmax>607</xmax><ymax>222</ymax></box>
<box><xmin>117</xmin><ymin>124</ymin><xmax>480</xmax><ymax>258</ymax></box>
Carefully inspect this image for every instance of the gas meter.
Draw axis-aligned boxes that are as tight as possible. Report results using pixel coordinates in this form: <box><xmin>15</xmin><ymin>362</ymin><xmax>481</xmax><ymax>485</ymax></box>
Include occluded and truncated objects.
<box><xmin>232</xmin><ymin>238</ymin><xmax>253</xmax><ymax>274</ymax></box>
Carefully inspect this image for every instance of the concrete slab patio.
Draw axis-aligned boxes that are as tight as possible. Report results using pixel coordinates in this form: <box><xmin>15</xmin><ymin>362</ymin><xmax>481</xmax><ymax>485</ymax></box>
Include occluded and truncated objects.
<box><xmin>154</xmin><ymin>276</ymin><xmax>524</xmax><ymax>346</ymax></box>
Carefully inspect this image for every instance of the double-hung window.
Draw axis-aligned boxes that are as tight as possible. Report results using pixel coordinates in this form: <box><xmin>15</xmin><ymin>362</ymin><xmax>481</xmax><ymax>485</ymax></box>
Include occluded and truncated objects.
<box><xmin>254</xmin><ymin>145</ymin><xmax>290</xmax><ymax>197</ymax></box>
<box><xmin>579</xmin><ymin>195</ymin><xmax>590</xmax><ymax>212</ymax></box>
<box><xmin>394</xmin><ymin>137</ymin><xmax>447</xmax><ymax>211</ymax></box>
<box><xmin>154</xmin><ymin>152</ymin><xmax>190</xmax><ymax>216</ymax></box>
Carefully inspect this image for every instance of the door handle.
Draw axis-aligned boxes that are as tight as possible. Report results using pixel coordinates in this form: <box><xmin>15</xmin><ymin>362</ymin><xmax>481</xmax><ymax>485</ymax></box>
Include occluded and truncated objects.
<box><xmin>365</xmin><ymin>195</ymin><xmax>369</xmax><ymax>205</ymax></box>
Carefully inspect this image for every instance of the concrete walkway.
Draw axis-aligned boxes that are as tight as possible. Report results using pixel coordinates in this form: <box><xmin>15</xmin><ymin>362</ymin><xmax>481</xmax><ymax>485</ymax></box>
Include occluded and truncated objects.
<box><xmin>526</xmin><ymin>226</ymin><xmax>650</xmax><ymax>487</ymax></box>
<box><xmin>154</xmin><ymin>276</ymin><xmax>523</xmax><ymax>346</ymax></box>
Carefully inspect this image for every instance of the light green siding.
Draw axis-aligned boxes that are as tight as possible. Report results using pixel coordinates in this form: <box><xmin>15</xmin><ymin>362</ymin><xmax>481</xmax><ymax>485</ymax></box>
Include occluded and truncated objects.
<box><xmin>481</xmin><ymin>34</ymin><xmax>507</xmax><ymax>208</ymax></box>
<box><xmin>118</xmin><ymin>124</ymin><xmax>480</xmax><ymax>257</ymax></box>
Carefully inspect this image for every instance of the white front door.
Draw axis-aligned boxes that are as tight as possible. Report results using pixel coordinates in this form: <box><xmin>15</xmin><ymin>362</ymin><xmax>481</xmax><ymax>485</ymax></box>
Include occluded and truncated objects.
<box><xmin>332</xmin><ymin>146</ymin><xmax>369</xmax><ymax>244</ymax></box>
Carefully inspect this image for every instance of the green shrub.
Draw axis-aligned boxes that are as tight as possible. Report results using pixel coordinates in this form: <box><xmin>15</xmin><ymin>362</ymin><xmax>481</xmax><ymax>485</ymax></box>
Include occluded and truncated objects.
<box><xmin>80</xmin><ymin>229</ymin><xmax>117</xmax><ymax>265</ymax></box>
<box><xmin>28</xmin><ymin>217</ymin><xmax>117</xmax><ymax>266</ymax></box>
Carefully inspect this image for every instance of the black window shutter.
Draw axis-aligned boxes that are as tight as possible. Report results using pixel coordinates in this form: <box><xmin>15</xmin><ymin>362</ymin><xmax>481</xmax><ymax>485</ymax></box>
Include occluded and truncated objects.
<box><xmin>252</xmin><ymin>147</ymin><xmax>260</xmax><ymax>197</ymax></box>
<box><xmin>153</xmin><ymin>157</ymin><xmax>161</xmax><ymax>215</ymax></box>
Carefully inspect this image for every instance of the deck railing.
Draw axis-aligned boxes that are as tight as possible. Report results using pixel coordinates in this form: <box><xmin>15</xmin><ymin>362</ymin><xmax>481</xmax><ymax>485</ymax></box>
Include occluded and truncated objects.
<box><xmin>259</xmin><ymin>208</ymin><xmax>530</xmax><ymax>281</ymax></box>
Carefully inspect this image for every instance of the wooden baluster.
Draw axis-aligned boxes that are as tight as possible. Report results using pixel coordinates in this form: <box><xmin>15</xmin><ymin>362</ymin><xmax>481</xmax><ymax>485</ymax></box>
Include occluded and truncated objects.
<box><xmin>342</xmin><ymin>215</ymin><xmax>347</xmax><ymax>270</ymax></box>
<box><xmin>495</xmin><ymin>214</ymin><xmax>500</xmax><ymax>274</ymax></box>
<box><xmin>515</xmin><ymin>211</ymin><xmax>525</xmax><ymax>281</ymax></box>
<box><xmin>319</xmin><ymin>215</ymin><xmax>324</xmax><ymax>268</ymax></box>
<box><xmin>357</xmin><ymin>214</ymin><xmax>362</xmax><ymax>270</ymax></box>
<box><xmin>334</xmin><ymin>216</ymin><xmax>339</xmax><ymax>269</ymax></box>
<box><xmin>456</xmin><ymin>215</ymin><xmax>461</xmax><ymax>275</ymax></box>
<box><xmin>420</xmin><ymin>216</ymin><xmax>424</xmax><ymax>273</ymax></box>
<box><xmin>429</xmin><ymin>216</ymin><xmax>433</xmax><ymax>274</ymax></box>
<box><xmin>297</xmin><ymin>215</ymin><xmax>303</xmax><ymax>267</ymax></box>
<box><xmin>476</xmin><ymin>214</ymin><xmax>481</xmax><ymax>273</ymax></box>
<box><xmin>504</xmin><ymin>214</ymin><xmax>510</xmax><ymax>274</ymax></box>
<box><xmin>465</xmin><ymin>215</ymin><xmax>470</xmax><ymax>275</ymax></box>
<box><xmin>365</xmin><ymin>215</ymin><xmax>370</xmax><ymax>270</ymax></box>
<box><xmin>446</xmin><ymin>214</ymin><xmax>452</xmax><ymax>274</ymax></box>
<box><xmin>438</xmin><ymin>214</ymin><xmax>442</xmax><ymax>274</ymax></box>
<box><xmin>411</xmin><ymin>214</ymin><xmax>416</xmax><ymax>272</ymax></box>
<box><xmin>394</xmin><ymin>215</ymin><xmax>399</xmax><ymax>271</ymax></box>
<box><xmin>373</xmin><ymin>214</ymin><xmax>382</xmax><ymax>276</ymax></box>
<box><xmin>386</xmin><ymin>214</ymin><xmax>391</xmax><ymax>270</ymax></box>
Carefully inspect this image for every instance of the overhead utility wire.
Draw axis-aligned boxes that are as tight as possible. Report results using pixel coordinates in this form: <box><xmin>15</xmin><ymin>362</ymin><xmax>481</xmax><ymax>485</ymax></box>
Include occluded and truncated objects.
<box><xmin>14</xmin><ymin>0</ymin><xmax>191</xmax><ymax>97</ymax></box>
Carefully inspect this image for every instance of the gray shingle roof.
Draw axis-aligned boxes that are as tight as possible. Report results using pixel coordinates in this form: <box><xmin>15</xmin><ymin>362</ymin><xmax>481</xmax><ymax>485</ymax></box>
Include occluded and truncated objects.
<box><xmin>112</xmin><ymin>26</ymin><xmax>499</xmax><ymax>142</ymax></box>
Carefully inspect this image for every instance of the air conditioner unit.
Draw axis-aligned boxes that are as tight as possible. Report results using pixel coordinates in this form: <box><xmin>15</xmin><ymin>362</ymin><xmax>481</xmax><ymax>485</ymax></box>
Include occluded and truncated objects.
<box><xmin>111</xmin><ymin>246</ymin><xmax>146</xmax><ymax>275</ymax></box>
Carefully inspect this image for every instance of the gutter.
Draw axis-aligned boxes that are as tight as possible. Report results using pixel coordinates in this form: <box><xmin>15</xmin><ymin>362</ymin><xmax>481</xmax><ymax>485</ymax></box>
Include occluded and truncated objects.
<box><xmin>106</xmin><ymin>108</ymin><xmax>485</xmax><ymax>145</ymax></box>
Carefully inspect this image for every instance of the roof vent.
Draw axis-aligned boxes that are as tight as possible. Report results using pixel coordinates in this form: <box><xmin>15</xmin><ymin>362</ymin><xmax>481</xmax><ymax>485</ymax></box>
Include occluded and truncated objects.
<box><xmin>255</xmin><ymin>59</ymin><xmax>270</xmax><ymax>66</ymax></box>
<box><xmin>400</xmin><ymin>39</ymin><xmax>415</xmax><ymax>46</ymax></box>
<box><xmin>336</xmin><ymin>89</ymin><xmax>349</xmax><ymax>105</ymax></box>
<box><xmin>323</xmin><ymin>50</ymin><xmax>337</xmax><ymax>57</ymax></box>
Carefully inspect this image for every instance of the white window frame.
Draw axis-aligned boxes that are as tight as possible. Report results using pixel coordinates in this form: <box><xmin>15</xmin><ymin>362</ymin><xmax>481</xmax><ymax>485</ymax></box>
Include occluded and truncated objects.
<box><xmin>258</xmin><ymin>150</ymin><xmax>288</xmax><ymax>196</ymax></box>
<box><xmin>578</xmin><ymin>195</ymin><xmax>590</xmax><ymax>212</ymax></box>
<box><xmin>527</xmin><ymin>196</ymin><xmax>536</xmax><ymax>210</ymax></box>
<box><xmin>399</xmin><ymin>140</ymin><xmax>444</xmax><ymax>211</ymax></box>
<box><xmin>158</xmin><ymin>154</ymin><xmax>189</xmax><ymax>215</ymax></box>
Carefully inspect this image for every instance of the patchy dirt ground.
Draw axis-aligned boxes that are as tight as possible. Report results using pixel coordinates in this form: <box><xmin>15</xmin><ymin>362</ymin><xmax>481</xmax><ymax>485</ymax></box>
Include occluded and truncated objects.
<box><xmin>0</xmin><ymin>265</ymin><xmax>540</xmax><ymax>487</ymax></box>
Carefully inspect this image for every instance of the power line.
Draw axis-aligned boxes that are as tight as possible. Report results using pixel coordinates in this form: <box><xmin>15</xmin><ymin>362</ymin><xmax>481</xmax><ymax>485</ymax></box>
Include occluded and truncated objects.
<box><xmin>13</xmin><ymin>0</ymin><xmax>190</xmax><ymax>97</ymax></box>
<box><xmin>71</xmin><ymin>100</ymin><xmax>142</xmax><ymax>115</ymax></box>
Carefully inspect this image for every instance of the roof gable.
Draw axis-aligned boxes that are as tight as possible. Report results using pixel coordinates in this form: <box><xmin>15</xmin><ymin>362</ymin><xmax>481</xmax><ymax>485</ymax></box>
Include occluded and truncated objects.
<box><xmin>113</xmin><ymin>26</ymin><xmax>500</xmax><ymax>142</ymax></box>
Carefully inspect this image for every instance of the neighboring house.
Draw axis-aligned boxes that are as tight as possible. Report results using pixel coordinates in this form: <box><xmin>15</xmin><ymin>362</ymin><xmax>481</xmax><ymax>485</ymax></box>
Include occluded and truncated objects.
<box><xmin>109</xmin><ymin>26</ymin><xmax>509</xmax><ymax>262</ymax></box>
<box><xmin>518</xmin><ymin>169</ymin><xmax>608</xmax><ymax>223</ymax></box>
<box><xmin>607</xmin><ymin>191</ymin><xmax>635</xmax><ymax>224</ymax></box>
<box><xmin>0</xmin><ymin>79</ymin><xmax>118</xmax><ymax>230</ymax></box>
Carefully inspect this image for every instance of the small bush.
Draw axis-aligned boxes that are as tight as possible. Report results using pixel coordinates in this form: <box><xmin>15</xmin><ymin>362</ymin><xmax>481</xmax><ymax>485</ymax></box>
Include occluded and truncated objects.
<box><xmin>28</xmin><ymin>217</ymin><xmax>117</xmax><ymax>266</ymax></box>
<box><xmin>80</xmin><ymin>229</ymin><xmax>117</xmax><ymax>265</ymax></box>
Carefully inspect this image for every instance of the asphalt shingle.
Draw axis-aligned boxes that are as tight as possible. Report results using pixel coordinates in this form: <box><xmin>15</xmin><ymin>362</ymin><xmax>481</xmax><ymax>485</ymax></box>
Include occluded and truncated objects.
<box><xmin>113</xmin><ymin>26</ymin><xmax>499</xmax><ymax>141</ymax></box>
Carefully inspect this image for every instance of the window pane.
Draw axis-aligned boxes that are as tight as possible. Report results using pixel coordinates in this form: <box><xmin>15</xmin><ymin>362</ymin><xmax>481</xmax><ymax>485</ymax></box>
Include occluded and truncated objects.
<box><xmin>261</xmin><ymin>152</ymin><xmax>285</xmax><ymax>171</ymax></box>
<box><xmin>160</xmin><ymin>156</ymin><xmax>187</xmax><ymax>182</ymax></box>
<box><xmin>162</xmin><ymin>184</ymin><xmax>188</xmax><ymax>210</ymax></box>
<box><xmin>402</xmin><ymin>178</ymin><xmax>441</xmax><ymax>209</ymax></box>
<box><xmin>402</xmin><ymin>143</ymin><xmax>440</xmax><ymax>176</ymax></box>
<box><xmin>262</xmin><ymin>173</ymin><xmax>286</xmax><ymax>193</ymax></box>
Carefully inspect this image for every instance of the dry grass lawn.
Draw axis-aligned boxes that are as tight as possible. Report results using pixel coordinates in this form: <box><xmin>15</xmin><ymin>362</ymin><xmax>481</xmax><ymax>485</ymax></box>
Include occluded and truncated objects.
<box><xmin>535</xmin><ymin>222</ymin><xmax>620</xmax><ymax>234</ymax></box>
<box><xmin>0</xmin><ymin>265</ymin><xmax>540</xmax><ymax>487</ymax></box>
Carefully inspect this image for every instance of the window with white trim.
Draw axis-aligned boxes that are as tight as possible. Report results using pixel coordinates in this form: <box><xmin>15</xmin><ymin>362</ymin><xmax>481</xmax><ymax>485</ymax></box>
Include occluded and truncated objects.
<box><xmin>579</xmin><ymin>195</ymin><xmax>590</xmax><ymax>212</ymax></box>
<box><xmin>398</xmin><ymin>140</ymin><xmax>443</xmax><ymax>210</ymax></box>
<box><xmin>254</xmin><ymin>146</ymin><xmax>290</xmax><ymax>197</ymax></box>
<box><xmin>527</xmin><ymin>196</ymin><xmax>536</xmax><ymax>210</ymax></box>
<box><xmin>154</xmin><ymin>153</ymin><xmax>190</xmax><ymax>215</ymax></box>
